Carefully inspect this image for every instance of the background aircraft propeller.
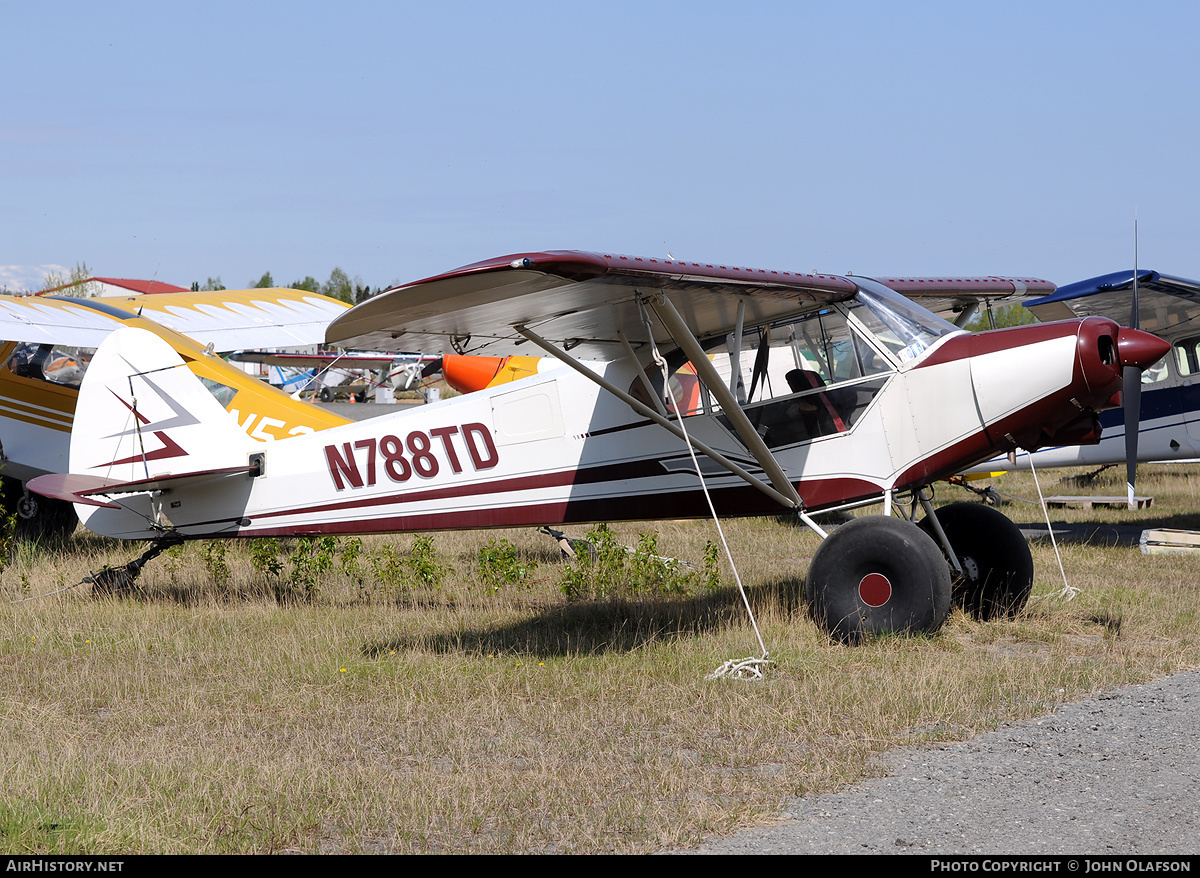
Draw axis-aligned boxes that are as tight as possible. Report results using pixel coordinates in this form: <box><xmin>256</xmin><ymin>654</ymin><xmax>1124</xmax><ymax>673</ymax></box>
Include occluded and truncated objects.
<box><xmin>1123</xmin><ymin>264</ymin><xmax>1141</xmax><ymax>509</ymax></box>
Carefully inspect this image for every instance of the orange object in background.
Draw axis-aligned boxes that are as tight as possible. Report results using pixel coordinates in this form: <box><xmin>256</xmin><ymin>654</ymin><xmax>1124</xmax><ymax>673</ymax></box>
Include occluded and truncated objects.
<box><xmin>440</xmin><ymin>355</ymin><xmax>541</xmax><ymax>393</ymax></box>
<box><xmin>443</xmin><ymin>353</ymin><xmax>706</xmax><ymax>416</ymax></box>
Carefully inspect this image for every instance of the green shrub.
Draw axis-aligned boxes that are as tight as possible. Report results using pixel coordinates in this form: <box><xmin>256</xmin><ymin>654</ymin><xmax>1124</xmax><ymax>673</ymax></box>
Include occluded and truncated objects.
<box><xmin>476</xmin><ymin>538</ymin><xmax>532</xmax><ymax>592</ymax></box>
<box><xmin>560</xmin><ymin>525</ymin><xmax>718</xmax><ymax>601</ymax></box>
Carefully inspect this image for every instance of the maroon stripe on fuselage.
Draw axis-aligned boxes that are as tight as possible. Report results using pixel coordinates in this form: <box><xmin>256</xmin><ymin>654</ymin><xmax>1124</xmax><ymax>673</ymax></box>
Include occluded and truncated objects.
<box><xmin>247</xmin><ymin>456</ymin><xmax>668</xmax><ymax>522</ymax></box>
<box><xmin>231</xmin><ymin>474</ymin><xmax>888</xmax><ymax>537</ymax></box>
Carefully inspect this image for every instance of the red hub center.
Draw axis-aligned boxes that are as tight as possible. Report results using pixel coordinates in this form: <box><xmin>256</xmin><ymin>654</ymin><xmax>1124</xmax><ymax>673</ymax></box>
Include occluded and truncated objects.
<box><xmin>858</xmin><ymin>572</ymin><xmax>892</xmax><ymax>607</ymax></box>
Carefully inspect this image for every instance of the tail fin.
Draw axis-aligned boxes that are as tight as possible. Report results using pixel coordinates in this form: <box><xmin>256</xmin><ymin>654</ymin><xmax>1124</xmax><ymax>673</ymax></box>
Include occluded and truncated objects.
<box><xmin>66</xmin><ymin>326</ymin><xmax>259</xmax><ymax>538</ymax></box>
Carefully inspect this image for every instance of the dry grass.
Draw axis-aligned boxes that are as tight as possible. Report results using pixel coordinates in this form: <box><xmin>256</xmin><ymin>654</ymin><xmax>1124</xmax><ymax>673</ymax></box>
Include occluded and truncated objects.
<box><xmin>2</xmin><ymin>463</ymin><xmax>1199</xmax><ymax>853</ymax></box>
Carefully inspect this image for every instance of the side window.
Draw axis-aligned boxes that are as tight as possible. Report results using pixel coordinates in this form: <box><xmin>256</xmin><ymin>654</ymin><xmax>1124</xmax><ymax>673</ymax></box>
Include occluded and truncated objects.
<box><xmin>715</xmin><ymin>308</ymin><xmax>892</xmax><ymax>447</ymax></box>
<box><xmin>780</xmin><ymin>310</ymin><xmax>890</xmax><ymax>387</ymax></box>
<box><xmin>6</xmin><ymin>343</ymin><xmax>93</xmax><ymax>388</ymax></box>
<box><xmin>200</xmin><ymin>377</ymin><xmax>239</xmax><ymax>409</ymax></box>
<box><xmin>709</xmin><ymin>309</ymin><xmax>888</xmax><ymax>408</ymax></box>
<box><xmin>628</xmin><ymin>360</ymin><xmax>705</xmax><ymax>417</ymax></box>
<box><xmin>1173</xmin><ymin>337</ymin><xmax>1200</xmax><ymax>378</ymax></box>
<box><xmin>624</xmin><ymin>306</ymin><xmax>893</xmax><ymax>446</ymax></box>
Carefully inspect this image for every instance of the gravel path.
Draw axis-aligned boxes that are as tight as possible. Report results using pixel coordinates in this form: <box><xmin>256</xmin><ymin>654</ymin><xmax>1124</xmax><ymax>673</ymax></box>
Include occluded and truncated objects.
<box><xmin>678</xmin><ymin>669</ymin><xmax>1200</xmax><ymax>855</ymax></box>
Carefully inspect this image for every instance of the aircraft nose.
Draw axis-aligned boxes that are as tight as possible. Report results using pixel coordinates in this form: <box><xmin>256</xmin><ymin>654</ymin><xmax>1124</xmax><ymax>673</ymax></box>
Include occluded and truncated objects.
<box><xmin>1116</xmin><ymin>327</ymin><xmax>1170</xmax><ymax>370</ymax></box>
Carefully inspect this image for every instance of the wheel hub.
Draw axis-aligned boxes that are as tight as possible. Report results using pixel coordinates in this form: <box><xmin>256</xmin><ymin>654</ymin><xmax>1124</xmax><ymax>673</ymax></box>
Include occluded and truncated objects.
<box><xmin>16</xmin><ymin>494</ymin><xmax>38</xmax><ymax>520</ymax></box>
<box><xmin>858</xmin><ymin>572</ymin><xmax>892</xmax><ymax>607</ymax></box>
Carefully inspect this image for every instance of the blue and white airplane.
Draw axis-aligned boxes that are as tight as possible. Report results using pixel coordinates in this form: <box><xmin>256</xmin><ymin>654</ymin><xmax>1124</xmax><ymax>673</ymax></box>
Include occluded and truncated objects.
<box><xmin>969</xmin><ymin>270</ymin><xmax>1199</xmax><ymax>502</ymax></box>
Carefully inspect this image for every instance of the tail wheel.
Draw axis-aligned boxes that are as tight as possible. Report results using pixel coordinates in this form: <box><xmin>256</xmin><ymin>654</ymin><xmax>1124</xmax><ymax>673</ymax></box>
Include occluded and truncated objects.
<box><xmin>805</xmin><ymin>516</ymin><xmax>951</xmax><ymax>643</ymax></box>
<box><xmin>2</xmin><ymin>478</ymin><xmax>78</xmax><ymax>541</ymax></box>
<box><xmin>917</xmin><ymin>502</ymin><xmax>1033</xmax><ymax>621</ymax></box>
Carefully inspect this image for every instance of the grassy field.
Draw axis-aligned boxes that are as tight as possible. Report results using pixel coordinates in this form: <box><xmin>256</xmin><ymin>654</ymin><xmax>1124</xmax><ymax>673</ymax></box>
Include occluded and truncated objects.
<box><xmin>2</xmin><ymin>463</ymin><xmax>1199</xmax><ymax>854</ymax></box>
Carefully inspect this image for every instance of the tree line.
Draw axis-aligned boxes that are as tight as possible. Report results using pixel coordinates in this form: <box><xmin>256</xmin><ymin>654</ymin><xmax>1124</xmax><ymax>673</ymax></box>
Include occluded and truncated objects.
<box><xmin>0</xmin><ymin>262</ymin><xmax>386</xmax><ymax>305</ymax></box>
<box><xmin>194</xmin><ymin>267</ymin><xmax>383</xmax><ymax>304</ymax></box>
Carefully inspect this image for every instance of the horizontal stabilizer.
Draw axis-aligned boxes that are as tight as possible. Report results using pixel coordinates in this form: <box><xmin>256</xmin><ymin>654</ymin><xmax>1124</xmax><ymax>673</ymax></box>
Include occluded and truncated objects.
<box><xmin>29</xmin><ymin>464</ymin><xmax>262</xmax><ymax>508</ymax></box>
<box><xmin>27</xmin><ymin>474</ymin><xmax>123</xmax><ymax>508</ymax></box>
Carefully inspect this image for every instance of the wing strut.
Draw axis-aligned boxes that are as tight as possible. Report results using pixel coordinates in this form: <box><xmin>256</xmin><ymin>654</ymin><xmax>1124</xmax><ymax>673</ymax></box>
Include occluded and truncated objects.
<box><xmin>648</xmin><ymin>293</ymin><xmax>805</xmax><ymax>510</ymax></box>
<box><xmin>514</xmin><ymin>326</ymin><xmax>801</xmax><ymax>510</ymax></box>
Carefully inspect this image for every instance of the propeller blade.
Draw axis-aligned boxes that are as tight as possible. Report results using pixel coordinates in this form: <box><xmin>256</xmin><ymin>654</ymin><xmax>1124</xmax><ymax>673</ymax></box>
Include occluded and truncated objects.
<box><xmin>1123</xmin><ymin>365</ymin><xmax>1141</xmax><ymax>508</ymax></box>
<box><xmin>1126</xmin><ymin>222</ymin><xmax>1141</xmax><ymax>509</ymax></box>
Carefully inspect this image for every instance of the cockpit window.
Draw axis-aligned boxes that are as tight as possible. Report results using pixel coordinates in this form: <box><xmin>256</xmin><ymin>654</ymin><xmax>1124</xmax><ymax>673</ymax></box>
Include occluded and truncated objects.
<box><xmin>847</xmin><ymin>278</ymin><xmax>960</xmax><ymax>363</ymax></box>
<box><xmin>6</xmin><ymin>343</ymin><xmax>94</xmax><ymax>388</ymax></box>
<box><xmin>627</xmin><ymin>301</ymin><xmax>896</xmax><ymax>447</ymax></box>
<box><xmin>707</xmin><ymin>307</ymin><xmax>890</xmax><ymax>406</ymax></box>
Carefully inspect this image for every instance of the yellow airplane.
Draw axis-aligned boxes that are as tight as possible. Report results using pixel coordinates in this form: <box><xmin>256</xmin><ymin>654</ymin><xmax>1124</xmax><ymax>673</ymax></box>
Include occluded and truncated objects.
<box><xmin>0</xmin><ymin>288</ymin><xmax>352</xmax><ymax>538</ymax></box>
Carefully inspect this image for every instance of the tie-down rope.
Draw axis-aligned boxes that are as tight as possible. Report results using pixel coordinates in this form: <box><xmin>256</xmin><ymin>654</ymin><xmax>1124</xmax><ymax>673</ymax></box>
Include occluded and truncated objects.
<box><xmin>639</xmin><ymin>298</ymin><xmax>772</xmax><ymax>681</ymax></box>
<box><xmin>1027</xmin><ymin>454</ymin><xmax>1077</xmax><ymax>601</ymax></box>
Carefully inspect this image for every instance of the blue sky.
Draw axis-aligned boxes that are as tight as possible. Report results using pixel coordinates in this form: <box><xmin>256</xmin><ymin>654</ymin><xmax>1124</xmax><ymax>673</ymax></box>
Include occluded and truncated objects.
<box><xmin>2</xmin><ymin>1</ymin><xmax>1197</xmax><ymax>293</ymax></box>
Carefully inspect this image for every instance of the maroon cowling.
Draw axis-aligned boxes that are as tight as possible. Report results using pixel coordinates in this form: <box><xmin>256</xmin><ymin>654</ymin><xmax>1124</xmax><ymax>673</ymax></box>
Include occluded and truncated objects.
<box><xmin>916</xmin><ymin>317</ymin><xmax>1170</xmax><ymax>464</ymax></box>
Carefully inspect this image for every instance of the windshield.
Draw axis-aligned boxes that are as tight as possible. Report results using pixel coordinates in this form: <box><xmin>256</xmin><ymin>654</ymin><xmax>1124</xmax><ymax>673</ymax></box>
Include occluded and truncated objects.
<box><xmin>848</xmin><ymin>278</ymin><xmax>960</xmax><ymax>363</ymax></box>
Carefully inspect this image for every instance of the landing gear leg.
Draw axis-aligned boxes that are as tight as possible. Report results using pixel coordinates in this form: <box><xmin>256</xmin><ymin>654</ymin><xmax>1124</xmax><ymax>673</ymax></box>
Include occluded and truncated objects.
<box><xmin>947</xmin><ymin>475</ymin><xmax>1003</xmax><ymax>506</ymax></box>
<box><xmin>805</xmin><ymin>516</ymin><xmax>951</xmax><ymax>643</ymax></box>
<box><xmin>917</xmin><ymin>502</ymin><xmax>1034</xmax><ymax>621</ymax></box>
<box><xmin>88</xmin><ymin>532</ymin><xmax>185</xmax><ymax>595</ymax></box>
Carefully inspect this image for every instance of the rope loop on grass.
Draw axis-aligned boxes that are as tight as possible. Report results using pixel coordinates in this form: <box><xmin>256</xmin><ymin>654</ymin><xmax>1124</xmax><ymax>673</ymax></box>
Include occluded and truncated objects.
<box><xmin>706</xmin><ymin>656</ymin><xmax>774</xmax><ymax>681</ymax></box>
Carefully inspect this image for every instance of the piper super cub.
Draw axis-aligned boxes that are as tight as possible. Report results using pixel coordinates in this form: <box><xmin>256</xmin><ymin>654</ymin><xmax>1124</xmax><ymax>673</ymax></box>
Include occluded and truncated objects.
<box><xmin>31</xmin><ymin>251</ymin><xmax>1169</xmax><ymax>642</ymax></box>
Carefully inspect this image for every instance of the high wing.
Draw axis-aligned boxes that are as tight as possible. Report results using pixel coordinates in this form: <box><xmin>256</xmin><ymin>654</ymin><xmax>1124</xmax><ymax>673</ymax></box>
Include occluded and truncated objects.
<box><xmin>0</xmin><ymin>288</ymin><xmax>349</xmax><ymax>352</ymax></box>
<box><xmin>1023</xmin><ymin>269</ymin><xmax>1200</xmax><ymax>338</ymax></box>
<box><xmin>326</xmin><ymin>251</ymin><xmax>858</xmax><ymax>358</ymax></box>
<box><xmin>326</xmin><ymin>252</ymin><xmax>1056</xmax><ymax>356</ymax></box>
<box><xmin>228</xmin><ymin>350</ymin><xmax>436</xmax><ymax>370</ymax></box>
<box><xmin>867</xmin><ymin>275</ymin><xmax>1057</xmax><ymax>327</ymax></box>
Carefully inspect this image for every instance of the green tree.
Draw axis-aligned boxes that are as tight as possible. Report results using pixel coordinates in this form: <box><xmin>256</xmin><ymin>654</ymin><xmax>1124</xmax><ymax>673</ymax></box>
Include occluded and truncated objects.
<box><xmin>42</xmin><ymin>261</ymin><xmax>98</xmax><ymax>297</ymax></box>
<box><xmin>321</xmin><ymin>267</ymin><xmax>354</xmax><ymax>304</ymax></box>
<box><xmin>290</xmin><ymin>276</ymin><xmax>320</xmax><ymax>293</ymax></box>
<box><xmin>252</xmin><ymin>271</ymin><xmax>275</xmax><ymax>289</ymax></box>
<box><xmin>965</xmin><ymin>302</ymin><xmax>1037</xmax><ymax>332</ymax></box>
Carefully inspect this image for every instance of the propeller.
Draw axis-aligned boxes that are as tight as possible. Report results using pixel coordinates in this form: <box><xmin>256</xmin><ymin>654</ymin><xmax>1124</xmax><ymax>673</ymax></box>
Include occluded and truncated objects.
<box><xmin>1123</xmin><ymin>219</ymin><xmax>1142</xmax><ymax>509</ymax></box>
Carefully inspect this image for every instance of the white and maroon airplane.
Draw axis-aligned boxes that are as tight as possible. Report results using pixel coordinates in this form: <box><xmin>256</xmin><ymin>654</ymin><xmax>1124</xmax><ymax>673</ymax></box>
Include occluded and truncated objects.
<box><xmin>30</xmin><ymin>251</ymin><xmax>1169</xmax><ymax>642</ymax></box>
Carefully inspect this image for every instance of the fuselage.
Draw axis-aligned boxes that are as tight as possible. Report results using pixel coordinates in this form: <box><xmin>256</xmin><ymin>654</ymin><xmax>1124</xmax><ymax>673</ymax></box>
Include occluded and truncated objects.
<box><xmin>64</xmin><ymin>296</ymin><xmax>1157</xmax><ymax>541</ymax></box>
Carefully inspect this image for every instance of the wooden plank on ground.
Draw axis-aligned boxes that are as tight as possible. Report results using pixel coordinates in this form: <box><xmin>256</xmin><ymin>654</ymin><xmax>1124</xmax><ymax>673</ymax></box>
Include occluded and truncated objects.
<box><xmin>1140</xmin><ymin>528</ymin><xmax>1200</xmax><ymax>555</ymax></box>
<box><xmin>1043</xmin><ymin>495</ymin><xmax>1154</xmax><ymax>510</ymax></box>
